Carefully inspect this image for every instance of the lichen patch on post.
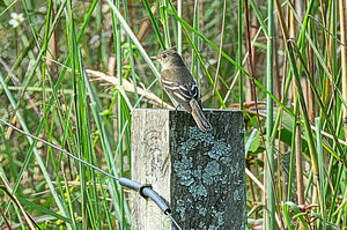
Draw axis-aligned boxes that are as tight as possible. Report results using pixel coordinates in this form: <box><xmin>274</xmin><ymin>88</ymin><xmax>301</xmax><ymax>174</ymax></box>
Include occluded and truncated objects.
<box><xmin>170</xmin><ymin>110</ymin><xmax>245</xmax><ymax>229</ymax></box>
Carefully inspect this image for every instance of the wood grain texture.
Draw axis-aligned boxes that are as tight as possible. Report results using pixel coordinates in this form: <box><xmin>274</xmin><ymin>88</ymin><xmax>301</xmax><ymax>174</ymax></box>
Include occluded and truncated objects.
<box><xmin>131</xmin><ymin>109</ymin><xmax>245</xmax><ymax>230</ymax></box>
<box><xmin>131</xmin><ymin>109</ymin><xmax>171</xmax><ymax>230</ymax></box>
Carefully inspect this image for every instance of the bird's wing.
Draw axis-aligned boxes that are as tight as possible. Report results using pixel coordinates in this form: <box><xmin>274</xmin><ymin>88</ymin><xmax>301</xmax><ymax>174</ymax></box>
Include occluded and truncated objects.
<box><xmin>160</xmin><ymin>78</ymin><xmax>189</xmax><ymax>102</ymax></box>
<box><xmin>162</xmin><ymin>68</ymin><xmax>199</xmax><ymax>99</ymax></box>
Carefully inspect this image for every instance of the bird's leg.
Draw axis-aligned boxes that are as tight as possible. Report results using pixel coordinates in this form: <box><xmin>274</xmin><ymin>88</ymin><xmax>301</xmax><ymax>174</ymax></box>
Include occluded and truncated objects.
<box><xmin>174</xmin><ymin>104</ymin><xmax>181</xmax><ymax>112</ymax></box>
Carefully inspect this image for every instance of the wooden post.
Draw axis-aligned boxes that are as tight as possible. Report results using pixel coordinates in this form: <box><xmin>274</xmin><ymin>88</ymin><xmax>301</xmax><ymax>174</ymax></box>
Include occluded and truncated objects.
<box><xmin>131</xmin><ymin>109</ymin><xmax>245</xmax><ymax>230</ymax></box>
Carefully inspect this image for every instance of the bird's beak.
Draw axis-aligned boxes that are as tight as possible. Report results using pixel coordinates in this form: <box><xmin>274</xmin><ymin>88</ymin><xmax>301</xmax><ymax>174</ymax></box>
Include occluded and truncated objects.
<box><xmin>151</xmin><ymin>56</ymin><xmax>160</xmax><ymax>61</ymax></box>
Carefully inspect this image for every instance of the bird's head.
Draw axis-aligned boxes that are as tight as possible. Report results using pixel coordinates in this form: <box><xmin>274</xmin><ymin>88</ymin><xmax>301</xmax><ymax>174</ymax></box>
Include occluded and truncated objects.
<box><xmin>151</xmin><ymin>49</ymin><xmax>184</xmax><ymax>70</ymax></box>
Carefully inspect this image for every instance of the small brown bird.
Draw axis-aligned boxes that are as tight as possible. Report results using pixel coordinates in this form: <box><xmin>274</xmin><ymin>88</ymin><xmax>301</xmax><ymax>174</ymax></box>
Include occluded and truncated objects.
<box><xmin>151</xmin><ymin>49</ymin><xmax>212</xmax><ymax>132</ymax></box>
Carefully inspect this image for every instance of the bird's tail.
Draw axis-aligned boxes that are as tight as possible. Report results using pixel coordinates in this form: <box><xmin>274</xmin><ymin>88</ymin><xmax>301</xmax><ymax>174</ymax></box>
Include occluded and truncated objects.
<box><xmin>190</xmin><ymin>100</ymin><xmax>212</xmax><ymax>132</ymax></box>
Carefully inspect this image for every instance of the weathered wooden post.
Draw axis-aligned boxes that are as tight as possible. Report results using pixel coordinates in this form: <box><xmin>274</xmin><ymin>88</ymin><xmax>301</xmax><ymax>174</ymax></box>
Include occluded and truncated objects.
<box><xmin>131</xmin><ymin>109</ymin><xmax>245</xmax><ymax>230</ymax></box>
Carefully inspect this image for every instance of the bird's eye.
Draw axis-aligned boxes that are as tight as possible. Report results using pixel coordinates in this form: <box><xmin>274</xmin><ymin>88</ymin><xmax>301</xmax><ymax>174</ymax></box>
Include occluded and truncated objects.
<box><xmin>162</xmin><ymin>54</ymin><xmax>167</xmax><ymax>59</ymax></box>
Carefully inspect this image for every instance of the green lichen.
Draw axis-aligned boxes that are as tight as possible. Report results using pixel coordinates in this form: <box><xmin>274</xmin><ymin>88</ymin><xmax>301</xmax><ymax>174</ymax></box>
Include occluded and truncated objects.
<box><xmin>233</xmin><ymin>188</ymin><xmax>242</xmax><ymax>201</ymax></box>
<box><xmin>202</xmin><ymin>161</ymin><xmax>222</xmax><ymax>185</ymax></box>
<box><xmin>199</xmin><ymin>222</ymin><xmax>207</xmax><ymax>229</ymax></box>
<box><xmin>173</xmin><ymin>155</ymin><xmax>194</xmax><ymax>186</ymax></box>
<box><xmin>220</xmin><ymin>156</ymin><xmax>232</xmax><ymax>164</ymax></box>
<box><xmin>176</xmin><ymin>199</ymin><xmax>188</xmax><ymax>221</ymax></box>
<box><xmin>197</xmin><ymin>204</ymin><xmax>207</xmax><ymax>216</ymax></box>
<box><xmin>214</xmin><ymin>210</ymin><xmax>225</xmax><ymax>227</ymax></box>
<box><xmin>221</xmin><ymin>174</ymin><xmax>229</xmax><ymax>185</ymax></box>
<box><xmin>207</xmin><ymin>139</ymin><xmax>231</xmax><ymax>161</ymax></box>
<box><xmin>171</xmin><ymin>111</ymin><xmax>245</xmax><ymax>229</ymax></box>
<box><xmin>186</xmin><ymin>126</ymin><xmax>215</xmax><ymax>146</ymax></box>
<box><xmin>208</xmin><ymin>225</ymin><xmax>217</xmax><ymax>230</ymax></box>
<box><xmin>189</xmin><ymin>183</ymin><xmax>207</xmax><ymax>199</ymax></box>
<box><xmin>192</xmin><ymin>166</ymin><xmax>202</xmax><ymax>179</ymax></box>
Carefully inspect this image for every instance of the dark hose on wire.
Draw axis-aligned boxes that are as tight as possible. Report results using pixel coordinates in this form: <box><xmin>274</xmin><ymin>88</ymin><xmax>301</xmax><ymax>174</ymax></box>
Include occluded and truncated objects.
<box><xmin>118</xmin><ymin>178</ymin><xmax>182</xmax><ymax>230</ymax></box>
<box><xmin>118</xmin><ymin>178</ymin><xmax>170</xmax><ymax>214</ymax></box>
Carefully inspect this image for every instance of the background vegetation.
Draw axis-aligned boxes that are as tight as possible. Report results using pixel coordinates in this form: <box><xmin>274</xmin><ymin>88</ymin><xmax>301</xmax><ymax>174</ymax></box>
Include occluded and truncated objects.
<box><xmin>0</xmin><ymin>0</ymin><xmax>346</xmax><ymax>229</ymax></box>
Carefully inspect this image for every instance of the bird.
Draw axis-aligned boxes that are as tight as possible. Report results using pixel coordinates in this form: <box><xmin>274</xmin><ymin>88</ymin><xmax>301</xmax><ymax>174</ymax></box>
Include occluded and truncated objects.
<box><xmin>151</xmin><ymin>49</ymin><xmax>212</xmax><ymax>132</ymax></box>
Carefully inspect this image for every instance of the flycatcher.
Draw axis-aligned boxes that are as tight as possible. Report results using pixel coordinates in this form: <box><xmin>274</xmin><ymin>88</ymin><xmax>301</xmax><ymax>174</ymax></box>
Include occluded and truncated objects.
<box><xmin>151</xmin><ymin>49</ymin><xmax>212</xmax><ymax>132</ymax></box>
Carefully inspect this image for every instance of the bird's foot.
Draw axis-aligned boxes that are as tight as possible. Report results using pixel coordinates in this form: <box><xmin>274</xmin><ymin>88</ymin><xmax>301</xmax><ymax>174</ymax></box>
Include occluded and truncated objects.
<box><xmin>174</xmin><ymin>104</ymin><xmax>181</xmax><ymax>112</ymax></box>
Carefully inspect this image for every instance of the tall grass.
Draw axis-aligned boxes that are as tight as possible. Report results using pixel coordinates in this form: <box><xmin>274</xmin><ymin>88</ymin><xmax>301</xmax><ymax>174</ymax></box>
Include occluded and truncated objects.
<box><xmin>0</xmin><ymin>0</ymin><xmax>346</xmax><ymax>229</ymax></box>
